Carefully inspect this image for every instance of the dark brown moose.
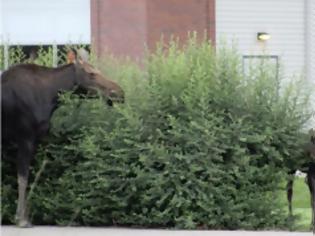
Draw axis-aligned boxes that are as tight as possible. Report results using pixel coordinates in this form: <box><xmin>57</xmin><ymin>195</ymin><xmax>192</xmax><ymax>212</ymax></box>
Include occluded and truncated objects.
<box><xmin>307</xmin><ymin>130</ymin><xmax>315</xmax><ymax>233</ymax></box>
<box><xmin>286</xmin><ymin>129</ymin><xmax>315</xmax><ymax>232</ymax></box>
<box><xmin>1</xmin><ymin>58</ymin><xmax>124</xmax><ymax>227</ymax></box>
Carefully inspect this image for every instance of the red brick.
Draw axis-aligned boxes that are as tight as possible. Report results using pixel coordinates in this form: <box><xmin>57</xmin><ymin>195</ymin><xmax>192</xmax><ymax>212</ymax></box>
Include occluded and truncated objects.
<box><xmin>146</xmin><ymin>0</ymin><xmax>215</xmax><ymax>50</ymax></box>
<box><xmin>91</xmin><ymin>0</ymin><xmax>147</xmax><ymax>60</ymax></box>
<box><xmin>91</xmin><ymin>0</ymin><xmax>216</xmax><ymax>60</ymax></box>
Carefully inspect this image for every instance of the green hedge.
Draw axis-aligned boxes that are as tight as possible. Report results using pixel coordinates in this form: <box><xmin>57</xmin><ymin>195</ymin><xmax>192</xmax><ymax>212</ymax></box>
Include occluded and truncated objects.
<box><xmin>1</xmin><ymin>37</ymin><xmax>313</xmax><ymax>229</ymax></box>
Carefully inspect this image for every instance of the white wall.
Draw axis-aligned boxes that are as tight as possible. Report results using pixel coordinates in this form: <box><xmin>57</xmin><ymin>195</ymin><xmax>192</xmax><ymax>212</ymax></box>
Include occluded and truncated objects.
<box><xmin>216</xmin><ymin>0</ymin><xmax>314</xmax><ymax>128</ymax></box>
<box><xmin>0</xmin><ymin>0</ymin><xmax>3</xmax><ymax>43</ymax></box>
<box><xmin>306</xmin><ymin>0</ymin><xmax>315</xmax><ymax>127</ymax></box>
<box><xmin>0</xmin><ymin>0</ymin><xmax>91</xmax><ymax>45</ymax></box>
<box><xmin>216</xmin><ymin>0</ymin><xmax>305</xmax><ymax>79</ymax></box>
<box><xmin>306</xmin><ymin>0</ymin><xmax>315</xmax><ymax>83</ymax></box>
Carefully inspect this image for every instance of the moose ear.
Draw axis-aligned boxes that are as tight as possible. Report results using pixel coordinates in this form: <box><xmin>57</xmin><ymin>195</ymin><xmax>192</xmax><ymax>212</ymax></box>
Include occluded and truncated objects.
<box><xmin>66</xmin><ymin>50</ymin><xmax>77</xmax><ymax>64</ymax></box>
<box><xmin>77</xmin><ymin>48</ymin><xmax>89</xmax><ymax>63</ymax></box>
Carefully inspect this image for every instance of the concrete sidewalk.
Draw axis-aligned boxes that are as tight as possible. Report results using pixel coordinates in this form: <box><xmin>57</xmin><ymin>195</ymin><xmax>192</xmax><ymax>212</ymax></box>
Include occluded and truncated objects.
<box><xmin>1</xmin><ymin>227</ymin><xmax>313</xmax><ymax>236</ymax></box>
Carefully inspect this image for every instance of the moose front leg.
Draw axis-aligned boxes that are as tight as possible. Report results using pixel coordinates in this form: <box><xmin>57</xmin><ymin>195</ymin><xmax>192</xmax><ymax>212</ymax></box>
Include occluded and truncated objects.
<box><xmin>15</xmin><ymin>140</ymin><xmax>34</xmax><ymax>228</ymax></box>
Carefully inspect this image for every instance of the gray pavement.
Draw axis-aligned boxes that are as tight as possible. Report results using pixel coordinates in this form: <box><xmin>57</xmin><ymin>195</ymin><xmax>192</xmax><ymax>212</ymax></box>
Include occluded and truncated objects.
<box><xmin>1</xmin><ymin>227</ymin><xmax>313</xmax><ymax>236</ymax></box>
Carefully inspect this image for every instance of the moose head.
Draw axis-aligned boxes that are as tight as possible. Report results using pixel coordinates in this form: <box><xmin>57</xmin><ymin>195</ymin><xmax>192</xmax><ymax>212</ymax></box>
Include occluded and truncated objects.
<box><xmin>68</xmin><ymin>48</ymin><xmax>125</xmax><ymax>105</ymax></box>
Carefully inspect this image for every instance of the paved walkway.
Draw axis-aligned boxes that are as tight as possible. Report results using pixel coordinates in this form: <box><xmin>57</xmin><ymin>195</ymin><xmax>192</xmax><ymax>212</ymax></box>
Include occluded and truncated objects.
<box><xmin>1</xmin><ymin>227</ymin><xmax>313</xmax><ymax>236</ymax></box>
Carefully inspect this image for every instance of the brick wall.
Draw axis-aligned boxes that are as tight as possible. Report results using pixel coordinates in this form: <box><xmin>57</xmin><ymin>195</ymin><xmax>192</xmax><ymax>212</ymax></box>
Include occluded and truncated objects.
<box><xmin>146</xmin><ymin>0</ymin><xmax>215</xmax><ymax>51</ymax></box>
<box><xmin>91</xmin><ymin>0</ymin><xmax>147</xmax><ymax>60</ymax></box>
<box><xmin>91</xmin><ymin>0</ymin><xmax>215</xmax><ymax>60</ymax></box>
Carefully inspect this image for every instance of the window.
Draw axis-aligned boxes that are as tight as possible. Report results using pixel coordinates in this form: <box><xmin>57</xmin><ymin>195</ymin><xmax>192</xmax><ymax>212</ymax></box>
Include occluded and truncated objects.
<box><xmin>242</xmin><ymin>55</ymin><xmax>279</xmax><ymax>80</ymax></box>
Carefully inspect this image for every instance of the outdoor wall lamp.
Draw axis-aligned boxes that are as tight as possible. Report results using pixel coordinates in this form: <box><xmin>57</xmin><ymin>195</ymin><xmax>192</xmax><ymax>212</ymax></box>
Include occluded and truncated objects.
<box><xmin>257</xmin><ymin>32</ymin><xmax>271</xmax><ymax>41</ymax></box>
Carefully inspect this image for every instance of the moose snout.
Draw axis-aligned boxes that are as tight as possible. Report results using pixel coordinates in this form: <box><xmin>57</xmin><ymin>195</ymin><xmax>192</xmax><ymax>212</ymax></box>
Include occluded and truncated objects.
<box><xmin>91</xmin><ymin>74</ymin><xmax>125</xmax><ymax>105</ymax></box>
<box><xmin>106</xmin><ymin>89</ymin><xmax>125</xmax><ymax>106</ymax></box>
<box><xmin>109</xmin><ymin>89</ymin><xmax>125</xmax><ymax>103</ymax></box>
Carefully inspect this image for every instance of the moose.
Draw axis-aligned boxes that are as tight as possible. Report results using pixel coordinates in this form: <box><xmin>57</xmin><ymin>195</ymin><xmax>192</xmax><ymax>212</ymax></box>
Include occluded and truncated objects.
<box><xmin>286</xmin><ymin>129</ymin><xmax>315</xmax><ymax>232</ymax></box>
<box><xmin>308</xmin><ymin>162</ymin><xmax>315</xmax><ymax>233</ymax></box>
<box><xmin>1</xmin><ymin>53</ymin><xmax>124</xmax><ymax>227</ymax></box>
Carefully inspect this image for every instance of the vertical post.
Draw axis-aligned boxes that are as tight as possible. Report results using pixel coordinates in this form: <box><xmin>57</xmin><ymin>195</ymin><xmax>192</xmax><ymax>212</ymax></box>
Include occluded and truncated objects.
<box><xmin>52</xmin><ymin>43</ymin><xmax>58</xmax><ymax>67</ymax></box>
<box><xmin>4</xmin><ymin>43</ymin><xmax>9</xmax><ymax>70</ymax></box>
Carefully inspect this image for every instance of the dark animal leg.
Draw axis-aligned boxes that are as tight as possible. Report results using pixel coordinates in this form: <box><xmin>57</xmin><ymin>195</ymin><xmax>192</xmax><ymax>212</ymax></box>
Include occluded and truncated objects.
<box><xmin>15</xmin><ymin>140</ymin><xmax>34</xmax><ymax>228</ymax></box>
<box><xmin>287</xmin><ymin>173</ymin><xmax>294</xmax><ymax>217</ymax></box>
<box><xmin>307</xmin><ymin>163</ymin><xmax>315</xmax><ymax>233</ymax></box>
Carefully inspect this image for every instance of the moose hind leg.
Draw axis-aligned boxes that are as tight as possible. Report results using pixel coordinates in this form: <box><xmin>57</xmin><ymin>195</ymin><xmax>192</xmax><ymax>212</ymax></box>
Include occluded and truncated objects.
<box><xmin>15</xmin><ymin>140</ymin><xmax>34</xmax><ymax>228</ymax></box>
<box><xmin>307</xmin><ymin>163</ymin><xmax>315</xmax><ymax>233</ymax></box>
<box><xmin>287</xmin><ymin>178</ymin><xmax>294</xmax><ymax>217</ymax></box>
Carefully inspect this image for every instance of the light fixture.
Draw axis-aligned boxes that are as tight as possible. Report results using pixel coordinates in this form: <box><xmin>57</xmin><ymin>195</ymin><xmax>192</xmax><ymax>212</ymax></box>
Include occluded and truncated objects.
<box><xmin>257</xmin><ymin>32</ymin><xmax>271</xmax><ymax>41</ymax></box>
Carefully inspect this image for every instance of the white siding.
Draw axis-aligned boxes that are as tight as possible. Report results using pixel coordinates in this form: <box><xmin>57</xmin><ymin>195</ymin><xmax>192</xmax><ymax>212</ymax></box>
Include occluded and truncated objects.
<box><xmin>0</xmin><ymin>0</ymin><xmax>3</xmax><ymax>43</ymax></box>
<box><xmin>216</xmin><ymin>0</ymin><xmax>314</xmax><ymax>128</ymax></box>
<box><xmin>306</xmin><ymin>0</ymin><xmax>315</xmax><ymax>127</ymax></box>
<box><xmin>0</xmin><ymin>0</ymin><xmax>90</xmax><ymax>45</ymax></box>
<box><xmin>216</xmin><ymin>0</ymin><xmax>305</xmax><ymax>79</ymax></box>
<box><xmin>306</xmin><ymin>0</ymin><xmax>315</xmax><ymax>83</ymax></box>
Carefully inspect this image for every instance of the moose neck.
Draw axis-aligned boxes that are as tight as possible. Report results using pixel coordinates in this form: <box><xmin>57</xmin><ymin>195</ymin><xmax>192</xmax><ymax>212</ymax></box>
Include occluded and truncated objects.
<box><xmin>48</xmin><ymin>64</ymin><xmax>77</xmax><ymax>95</ymax></box>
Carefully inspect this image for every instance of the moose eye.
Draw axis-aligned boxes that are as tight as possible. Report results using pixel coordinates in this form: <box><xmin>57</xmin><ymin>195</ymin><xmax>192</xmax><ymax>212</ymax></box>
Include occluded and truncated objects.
<box><xmin>109</xmin><ymin>90</ymin><xmax>117</xmax><ymax>97</ymax></box>
<box><xmin>89</xmin><ymin>73</ymin><xmax>97</xmax><ymax>79</ymax></box>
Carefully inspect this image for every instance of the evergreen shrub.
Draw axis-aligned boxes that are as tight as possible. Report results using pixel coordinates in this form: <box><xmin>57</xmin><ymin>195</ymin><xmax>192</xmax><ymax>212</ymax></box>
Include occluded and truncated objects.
<box><xmin>1</xmin><ymin>36</ymin><xmax>313</xmax><ymax>229</ymax></box>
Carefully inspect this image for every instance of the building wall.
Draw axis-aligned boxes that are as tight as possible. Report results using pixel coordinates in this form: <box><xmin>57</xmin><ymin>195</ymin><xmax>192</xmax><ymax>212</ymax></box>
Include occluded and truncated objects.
<box><xmin>146</xmin><ymin>0</ymin><xmax>215</xmax><ymax>50</ymax></box>
<box><xmin>306</xmin><ymin>0</ymin><xmax>315</xmax><ymax>127</ymax></box>
<box><xmin>0</xmin><ymin>0</ymin><xmax>3</xmax><ymax>42</ymax></box>
<box><xmin>216</xmin><ymin>0</ymin><xmax>314</xmax><ymax>128</ymax></box>
<box><xmin>91</xmin><ymin>0</ymin><xmax>215</xmax><ymax>60</ymax></box>
<box><xmin>216</xmin><ymin>0</ymin><xmax>305</xmax><ymax>80</ymax></box>
<box><xmin>91</xmin><ymin>0</ymin><xmax>147</xmax><ymax>61</ymax></box>
<box><xmin>306</xmin><ymin>0</ymin><xmax>315</xmax><ymax>84</ymax></box>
